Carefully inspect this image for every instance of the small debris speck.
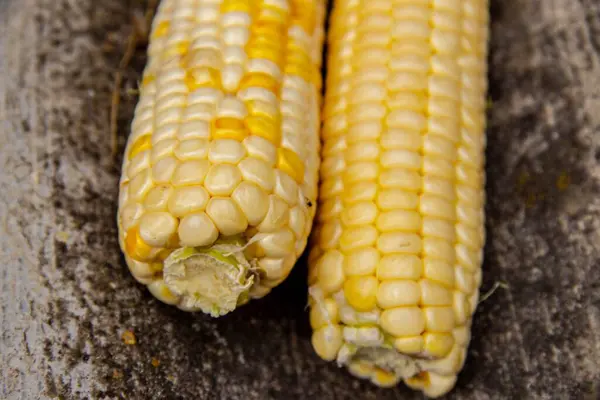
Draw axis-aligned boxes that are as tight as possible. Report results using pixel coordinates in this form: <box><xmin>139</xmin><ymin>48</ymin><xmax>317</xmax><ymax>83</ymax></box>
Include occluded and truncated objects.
<box><xmin>556</xmin><ymin>171</ymin><xmax>570</xmax><ymax>191</ymax></box>
<box><xmin>112</xmin><ymin>369</ymin><xmax>123</xmax><ymax>379</ymax></box>
<box><xmin>56</xmin><ymin>231</ymin><xmax>70</xmax><ymax>243</ymax></box>
<box><xmin>122</xmin><ymin>329</ymin><xmax>137</xmax><ymax>345</ymax></box>
<box><xmin>166</xmin><ymin>375</ymin><xmax>177</xmax><ymax>384</ymax></box>
<box><xmin>151</xmin><ymin>357</ymin><xmax>160</xmax><ymax>367</ymax></box>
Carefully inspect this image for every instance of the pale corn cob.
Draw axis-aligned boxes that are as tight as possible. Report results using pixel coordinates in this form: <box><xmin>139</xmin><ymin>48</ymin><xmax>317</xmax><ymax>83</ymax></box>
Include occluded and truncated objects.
<box><xmin>117</xmin><ymin>0</ymin><xmax>326</xmax><ymax>317</ymax></box>
<box><xmin>308</xmin><ymin>0</ymin><xmax>489</xmax><ymax>397</ymax></box>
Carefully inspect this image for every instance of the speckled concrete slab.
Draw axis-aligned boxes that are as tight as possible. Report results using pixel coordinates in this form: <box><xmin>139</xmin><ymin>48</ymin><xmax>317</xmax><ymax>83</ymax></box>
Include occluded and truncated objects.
<box><xmin>1</xmin><ymin>0</ymin><xmax>599</xmax><ymax>399</ymax></box>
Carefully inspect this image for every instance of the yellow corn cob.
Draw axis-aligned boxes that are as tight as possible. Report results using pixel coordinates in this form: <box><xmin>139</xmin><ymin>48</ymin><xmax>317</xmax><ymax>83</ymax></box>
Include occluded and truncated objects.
<box><xmin>117</xmin><ymin>0</ymin><xmax>326</xmax><ymax>317</ymax></box>
<box><xmin>308</xmin><ymin>0</ymin><xmax>488</xmax><ymax>397</ymax></box>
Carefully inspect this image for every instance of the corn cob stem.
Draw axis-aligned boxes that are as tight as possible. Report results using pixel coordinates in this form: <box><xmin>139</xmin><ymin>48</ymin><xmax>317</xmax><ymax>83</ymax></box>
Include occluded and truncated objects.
<box><xmin>309</xmin><ymin>0</ymin><xmax>489</xmax><ymax>397</ymax></box>
<box><xmin>118</xmin><ymin>0</ymin><xmax>326</xmax><ymax>316</ymax></box>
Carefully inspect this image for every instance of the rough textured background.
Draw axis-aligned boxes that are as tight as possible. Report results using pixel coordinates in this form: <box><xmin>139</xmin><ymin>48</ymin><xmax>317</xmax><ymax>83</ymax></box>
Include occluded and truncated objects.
<box><xmin>1</xmin><ymin>0</ymin><xmax>599</xmax><ymax>399</ymax></box>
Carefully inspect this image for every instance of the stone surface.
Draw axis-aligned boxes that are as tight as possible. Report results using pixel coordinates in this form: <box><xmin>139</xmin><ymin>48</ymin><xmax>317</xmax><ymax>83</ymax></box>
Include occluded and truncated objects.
<box><xmin>1</xmin><ymin>0</ymin><xmax>599</xmax><ymax>399</ymax></box>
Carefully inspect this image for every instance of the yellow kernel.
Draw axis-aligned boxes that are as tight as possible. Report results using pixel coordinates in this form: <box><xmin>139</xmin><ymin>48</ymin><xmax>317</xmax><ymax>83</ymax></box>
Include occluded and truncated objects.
<box><xmin>372</xmin><ymin>369</ymin><xmax>401</xmax><ymax>388</ymax></box>
<box><xmin>277</xmin><ymin>147</ymin><xmax>305</xmax><ymax>184</ymax></box>
<box><xmin>316</xmin><ymin>250</ymin><xmax>345</xmax><ymax>294</ymax></box>
<box><xmin>423</xmin><ymin>307</ymin><xmax>455</xmax><ymax>332</ymax></box>
<box><xmin>424</xmin><ymin>259</ymin><xmax>455</xmax><ymax>288</ymax></box>
<box><xmin>128</xmin><ymin>134</ymin><xmax>152</xmax><ymax>160</ymax></box>
<box><xmin>343</xmin><ymin>276</ymin><xmax>378</xmax><ymax>312</ymax></box>
<box><xmin>380</xmin><ymin>307</ymin><xmax>425</xmax><ymax>337</ymax></box>
<box><xmin>345</xmin><ymin>182</ymin><xmax>377</xmax><ymax>203</ymax></box>
<box><xmin>318</xmin><ymin>220</ymin><xmax>343</xmax><ymax>250</ymax></box>
<box><xmin>245</xmin><ymin>116</ymin><xmax>281</xmax><ymax>144</ymax></box>
<box><xmin>247</xmin><ymin>45</ymin><xmax>283</xmax><ymax>65</ymax></box>
<box><xmin>376</xmin><ymin>254</ymin><xmax>423</xmax><ymax>280</ymax></box>
<box><xmin>309</xmin><ymin>298</ymin><xmax>339</xmax><ymax>329</ymax></box>
<box><xmin>257</xmin><ymin>195</ymin><xmax>290</xmax><ymax>232</ymax></box>
<box><xmin>125</xmin><ymin>226</ymin><xmax>154</xmax><ymax>262</ymax></box>
<box><xmin>423</xmin><ymin>332</ymin><xmax>455</xmax><ymax>358</ymax></box>
<box><xmin>147</xmin><ymin>280</ymin><xmax>180</xmax><ymax>305</ymax></box>
<box><xmin>141</xmin><ymin>74</ymin><xmax>155</xmax><ymax>87</ymax></box>
<box><xmin>405</xmin><ymin>372</ymin><xmax>430</xmax><ymax>390</ymax></box>
<box><xmin>344</xmin><ymin>247</ymin><xmax>379</xmax><ymax>276</ymax></box>
<box><xmin>393</xmin><ymin>336</ymin><xmax>424</xmax><ymax>355</ymax></box>
<box><xmin>339</xmin><ymin>226</ymin><xmax>378</xmax><ymax>252</ymax></box>
<box><xmin>152</xmin><ymin>21</ymin><xmax>170</xmax><ymax>38</ymax></box>
<box><xmin>376</xmin><ymin>280</ymin><xmax>421</xmax><ymax>308</ymax></box>
<box><xmin>348</xmin><ymin>361</ymin><xmax>375</xmax><ymax>379</ymax></box>
<box><xmin>239</xmin><ymin>72</ymin><xmax>280</xmax><ymax>93</ymax></box>
<box><xmin>213</xmin><ymin>117</ymin><xmax>249</xmax><ymax>141</ymax></box>
<box><xmin>232</xmin><ymin>181</ymin><xmax>270</xmax><ymax>226</ymax></box>
<box><xmin>311</xmin><ymin>325</ymin><xmax>343</xmax><ymax>361</ymax></box>
<box><xmin>377</xmin><ymin>232</ymin><xmax>422</xmax><ymax>255</ymax></box>
<box><xmin>420</xmin><ymin>280</ymin><xmax>452</xmax><ymax>306</ymax></box>
<box><xmin>341</xmin><ymin>202</ymin><xmax>378</xmax><ymax>227</ymax></box>
<box><xmin>376</xmin><ymin>210</ymin><xmax>421</xmax><ymax>232</ymax></box>
<box><xmin>221</xmin><ymin>0</ymin><xmax>252</xmax><ymax>13</ymax></box>
<box><xmin>291</xmin><ymin>6</ymin><xmax>316</xmax><ymax>33</ymax></box>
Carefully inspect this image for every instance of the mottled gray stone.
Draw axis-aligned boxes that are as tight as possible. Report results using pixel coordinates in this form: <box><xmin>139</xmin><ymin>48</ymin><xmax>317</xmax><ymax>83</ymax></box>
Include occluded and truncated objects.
<box><xmin>1</xmin><ymin>0</ymin><xmax>599</xmax><ymax>399</ymax></box>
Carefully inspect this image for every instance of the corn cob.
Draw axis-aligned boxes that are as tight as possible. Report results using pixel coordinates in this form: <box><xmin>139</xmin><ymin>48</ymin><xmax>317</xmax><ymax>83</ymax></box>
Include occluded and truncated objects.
<box><xmin>117</xmin><ymin>0</ymin><xmax>326</xmax><ymax>317</ymax></box>
<box><xmin>308</xmin><ymin>0</ymin><xmax>489</xmax><ymax>397</ymax></box>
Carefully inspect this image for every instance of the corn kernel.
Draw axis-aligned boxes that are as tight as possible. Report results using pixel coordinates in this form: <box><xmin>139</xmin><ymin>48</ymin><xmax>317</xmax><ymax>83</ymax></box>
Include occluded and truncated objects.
<box><xmin>343</xmin><ymin>276</ymin><xmax>378</xmax><ymax>312</ymax></box>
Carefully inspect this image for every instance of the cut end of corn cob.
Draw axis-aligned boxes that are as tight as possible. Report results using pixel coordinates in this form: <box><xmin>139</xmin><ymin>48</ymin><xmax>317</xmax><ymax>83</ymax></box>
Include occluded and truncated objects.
<box><xmin>162</xmin><ymin>242</ymin><xmax>253</xmax><ymax>316</ymax></box>
<box><xmin>308</xmin><ymin>0</ymin><xmax>489</xmax><ymax>397</ymax></box>
<box><xmin>117</xmin><ymin>0</ymin><xmax>326</xmax><ymax>316</ymax></box>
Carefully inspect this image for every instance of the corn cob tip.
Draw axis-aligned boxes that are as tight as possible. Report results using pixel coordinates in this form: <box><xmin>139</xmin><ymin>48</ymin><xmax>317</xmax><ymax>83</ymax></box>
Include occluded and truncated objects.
<box><xmin>162</xmin><ymin>242</ymin><xmax>254</xmax><ymax>317</ymax></box>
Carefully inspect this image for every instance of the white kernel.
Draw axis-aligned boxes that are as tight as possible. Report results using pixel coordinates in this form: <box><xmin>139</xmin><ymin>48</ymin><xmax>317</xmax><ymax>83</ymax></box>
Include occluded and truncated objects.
<box><xmin>139</xmin><ymin>211</ymin><xmax>178</xmax><ymax>247</ymax></box>
<box><xmin>288</xmin><ymin>206</ymin><xmax>306</xmax><ymax>239</ymax></box>
<box><xmin>167</xmin><ymin>186</ymin><xmax>210</xmax><ymax>217</ymax></box>
<box><xmin>144</xmin><ymin>185</ymin><xmax>173</xmax><ymax>211</ymax></box>
<box><xmin>187</xmin><ymin>88</ymin><xmax>223</xmax><ymax>106</ymax></box>
<box><xmin>274</xmin><ymin>170</ymin><xmax>298</xmax><ymax>206</ymax></box>
<box><xmin>223</xmin><ymin>46</ymin><xmax>247</xmax><ymax>65</ymax></box>
<box><xmin>223</xmin><ymin>26</ymin><xmax>249</xmax><ymax>46</ymax></box>
<box><xmin>171</xmin><ymin>160</ymin><xmax>211</xmax><ymax>186</ymax></box>
<box><xmin>178</xmin><ymin>212</ymin><xmax>219</xmax><ymax>247</ymax></box>
<box><xmin>248</xmin><ymin>58</ymin><xmax>281</xmax><ymax>80</ymax></box>
<box><xmin>151</xmin><ymin>138</ymin><xmax>177</xmax><ymax>162</ymax></box>
<box><xmin>208</xmin><ymin>139</ymin><xmax>246</xmax><ymax>164</ymax></box>
<box><xmin>217</xmin><ymin>95</ymin><xmax>248</xmax><ymax>119</ymax></box>
<box><xmin>221</xmin><ymin>12</ymin><xmax>251</xmax><ymax>27</ymax></box>
<box><xmin>127</xmin><ymin>151</ymin><xmax>150</xmax><ymax>179</ymax></box>
<box><xmin>174</xmin><ymin>139</ymin><xmax>209</xmax><ymax>160</ymax></box>
<box><xmin>231</xmin><ymin>181</ymin><xmax>269</xmax><ymax>226</ymax></box>
<box><xmin>129</xmin><ymin>169</ymin><xmax>153</xmax><ymax>201</ymax></box>
<box><xmin>221</xmin><ymin>64</ymin><xmax>245</xmax><ymax>92</ymax></box>
<box><xmin>152</xmin><ymin>157</ymin><xmax>177</xmax><ymax>183</ymax></box>
<box><xmin>257</xmin><ymin>195</ymin><xmax>290</xmax><ymax>233</ymax></box>
<box><xmin>178</xmin><ymin>120</ymin><xmax>211</xmax><ymax>140</ymax></box>
<box><xmin>343</xmin><ymin>327</ymin><xmax>383</xmax><ymax>347</ymax></box>
<box><xmin>238</xmin><ymin>157</ymin><xmax>275</xmax><ymax>191</ymax></box>
<box><xmin>204</xmin><ymin>164</ymin><xmax>242</xmax><ymax>196</ymax></box>
<box><xmin>238</xmin><ymin>87</ymin><xmax>278</xmax><ymax>104</ymax></box>
<box><xmin>256</xmin><ymin>229</ymin><xmax>296</xmax><ymax>258</ymax></box>
<box><xmin>120</xmin><ymin>203</ymin><xmax>143</xmax><ymax>231</ymax></box>
<box><xmin>206</xmin><ymin>197</ymin><xmax>248</xmax><ymax>236</ymax></box>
